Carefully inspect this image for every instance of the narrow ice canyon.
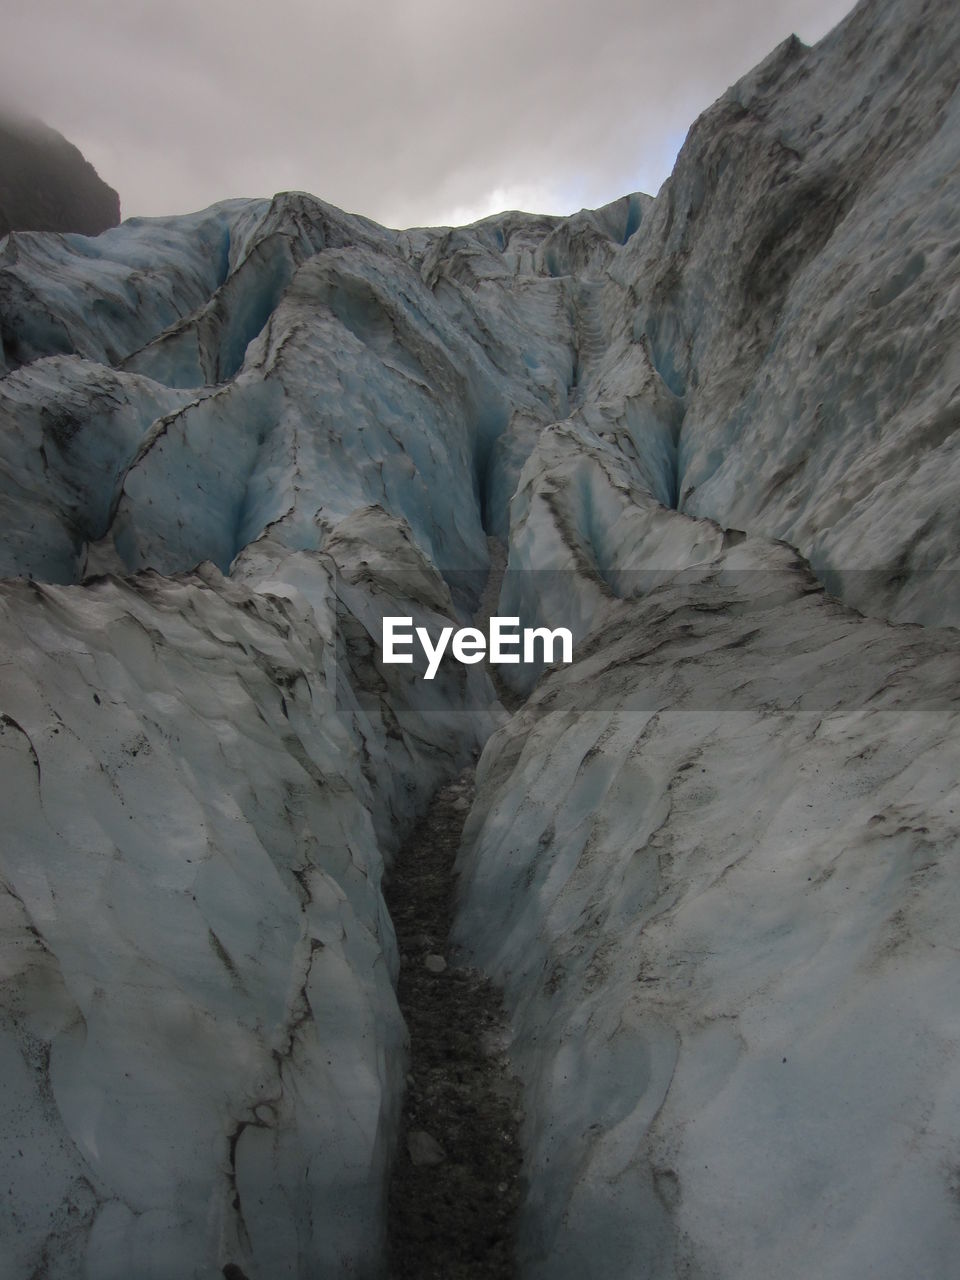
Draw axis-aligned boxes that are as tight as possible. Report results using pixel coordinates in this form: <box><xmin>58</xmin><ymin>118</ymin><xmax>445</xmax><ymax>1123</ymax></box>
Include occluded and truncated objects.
<box><xmin>2</xmin><ymin>0</ymin><xmax>960</xmax><ymax>1275</ymax></box>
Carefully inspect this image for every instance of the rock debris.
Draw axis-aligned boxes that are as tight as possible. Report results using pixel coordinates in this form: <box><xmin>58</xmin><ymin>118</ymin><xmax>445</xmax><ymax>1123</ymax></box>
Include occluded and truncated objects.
<box><xmin>384</xmin><ymin>773</ymin><xmax>524</xmax><ymax>1280</ymax></box>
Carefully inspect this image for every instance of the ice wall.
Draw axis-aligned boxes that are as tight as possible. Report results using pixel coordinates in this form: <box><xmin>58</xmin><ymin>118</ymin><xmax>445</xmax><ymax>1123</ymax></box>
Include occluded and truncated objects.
<box><xmin>3</xmin><ymin>0</ymin><xmax>960</xmax><ymax>1274</ymax></box>
<box><xmin>456</xmin><ymin>535</ymin><xmax>960</xmax><ymax>1279</ymax></box>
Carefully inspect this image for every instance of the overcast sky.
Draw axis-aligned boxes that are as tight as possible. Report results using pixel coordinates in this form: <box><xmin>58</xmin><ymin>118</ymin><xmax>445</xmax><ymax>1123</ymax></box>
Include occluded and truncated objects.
<box><xmin>2</xmin><ymin>0</ymin><xmax>856</xmax><ymax>229</ymax></box>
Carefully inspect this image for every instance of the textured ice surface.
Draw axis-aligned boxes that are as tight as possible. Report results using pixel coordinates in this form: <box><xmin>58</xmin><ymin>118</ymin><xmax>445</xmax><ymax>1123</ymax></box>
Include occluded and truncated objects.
<box><xmin>621</xmin><ymin>3</ymin><xmax>960</xmax><ymax>626</ymax></box>
<box><xmin>0</xmin><ymin>532</ymin><xmax>495</xmax><ymax>1279</ymax></box>
<box><xmin>456</xmin><ymin>537</ymin><xmax>960</xmax><ymax>1279</ymax></box>
<box><xmin>0</xmin><ymin>356</ymin><xmax>198</xmax><ymax>582</ymax></box>
<box><xmin>3</xmin><ymin>0</ymin><xmax>960</xmax><ymax>1275</ymax></box>
<box><xmin>0</xmin><ymin>563</ymin><xmax>405</xmax><ymax>1278</ymax></box>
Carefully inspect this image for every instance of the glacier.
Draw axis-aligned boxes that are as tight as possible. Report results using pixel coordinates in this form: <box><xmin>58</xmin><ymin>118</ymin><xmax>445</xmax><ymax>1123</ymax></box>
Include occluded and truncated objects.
<box><xmin>2</xmin><ymin>0</ymin><xmax>960</xmax><ymax>1274</ymax></box>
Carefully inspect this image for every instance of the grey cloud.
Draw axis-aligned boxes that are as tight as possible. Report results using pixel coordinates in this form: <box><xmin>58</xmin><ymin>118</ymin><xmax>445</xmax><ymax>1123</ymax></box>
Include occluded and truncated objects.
<box><xmin>1</xmin><ymin>0</ymin><xmax>856</xmax><ymax>226</ymax></box>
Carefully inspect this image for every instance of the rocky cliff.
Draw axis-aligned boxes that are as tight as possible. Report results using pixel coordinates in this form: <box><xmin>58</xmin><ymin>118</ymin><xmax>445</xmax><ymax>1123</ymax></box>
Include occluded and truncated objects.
<box><xmin>0</xmin><ymin>112</ymin><xmax>119</xmax><ymax>239</ymax></box>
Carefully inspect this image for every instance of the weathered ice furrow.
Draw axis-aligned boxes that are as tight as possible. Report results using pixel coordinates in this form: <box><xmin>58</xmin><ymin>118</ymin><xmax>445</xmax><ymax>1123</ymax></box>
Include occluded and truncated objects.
<box><xmin>383</xmin><ymin>771</ymin><xmax>524</xmax><ymax>1279</ymax></box>
<box><xmin>4</xmin><ymin>2</ymin><xmax>960</xmax><ymax>1276</ymax></box>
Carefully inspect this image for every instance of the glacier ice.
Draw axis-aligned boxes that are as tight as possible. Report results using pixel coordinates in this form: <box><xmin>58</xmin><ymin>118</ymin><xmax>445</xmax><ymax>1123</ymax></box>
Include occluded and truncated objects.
<box><xmin>455</xmin><ymin>537</ymin><xmax>960</xmax><ymax>1279</ymax></box>
<box><xmin>0</xmin><ymin>527</ymin><xmax>496</xmax><ymax>1278</ymax></box>
<box><xmin>2</xmin><ymin>0</ymin><xmax>960</xmax><ymax>1275</ymax></box>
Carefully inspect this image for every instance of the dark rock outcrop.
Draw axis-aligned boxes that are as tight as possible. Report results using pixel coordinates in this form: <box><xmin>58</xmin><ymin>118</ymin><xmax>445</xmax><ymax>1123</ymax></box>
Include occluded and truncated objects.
<box><xmin>0</xmin><ymin>112</ymin><xmax>119</xmax><ymax>238</ymax></box>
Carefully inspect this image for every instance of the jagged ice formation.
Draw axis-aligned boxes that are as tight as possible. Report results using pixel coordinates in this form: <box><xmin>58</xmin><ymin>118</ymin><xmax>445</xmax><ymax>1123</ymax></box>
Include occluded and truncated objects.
<box><xmin>2</xmin><ymin>0</ymin><xmax>960</xmax><ymax>1275</ymax></box>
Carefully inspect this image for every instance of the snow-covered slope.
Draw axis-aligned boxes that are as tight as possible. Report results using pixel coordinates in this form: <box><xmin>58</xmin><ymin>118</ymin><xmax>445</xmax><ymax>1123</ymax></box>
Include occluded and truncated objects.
<box><xmin>2</xmin><ymin>0</ymin><xmax>960</xmax><ymax>1275</ymax></box>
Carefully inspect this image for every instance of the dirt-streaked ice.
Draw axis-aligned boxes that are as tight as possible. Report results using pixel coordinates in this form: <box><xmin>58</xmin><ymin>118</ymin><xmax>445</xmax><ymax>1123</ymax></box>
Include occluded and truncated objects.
<box><xmin>2</xmin><ymin>0</ymin><xmax>960</xmax><ymax>1274</ymax></box>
